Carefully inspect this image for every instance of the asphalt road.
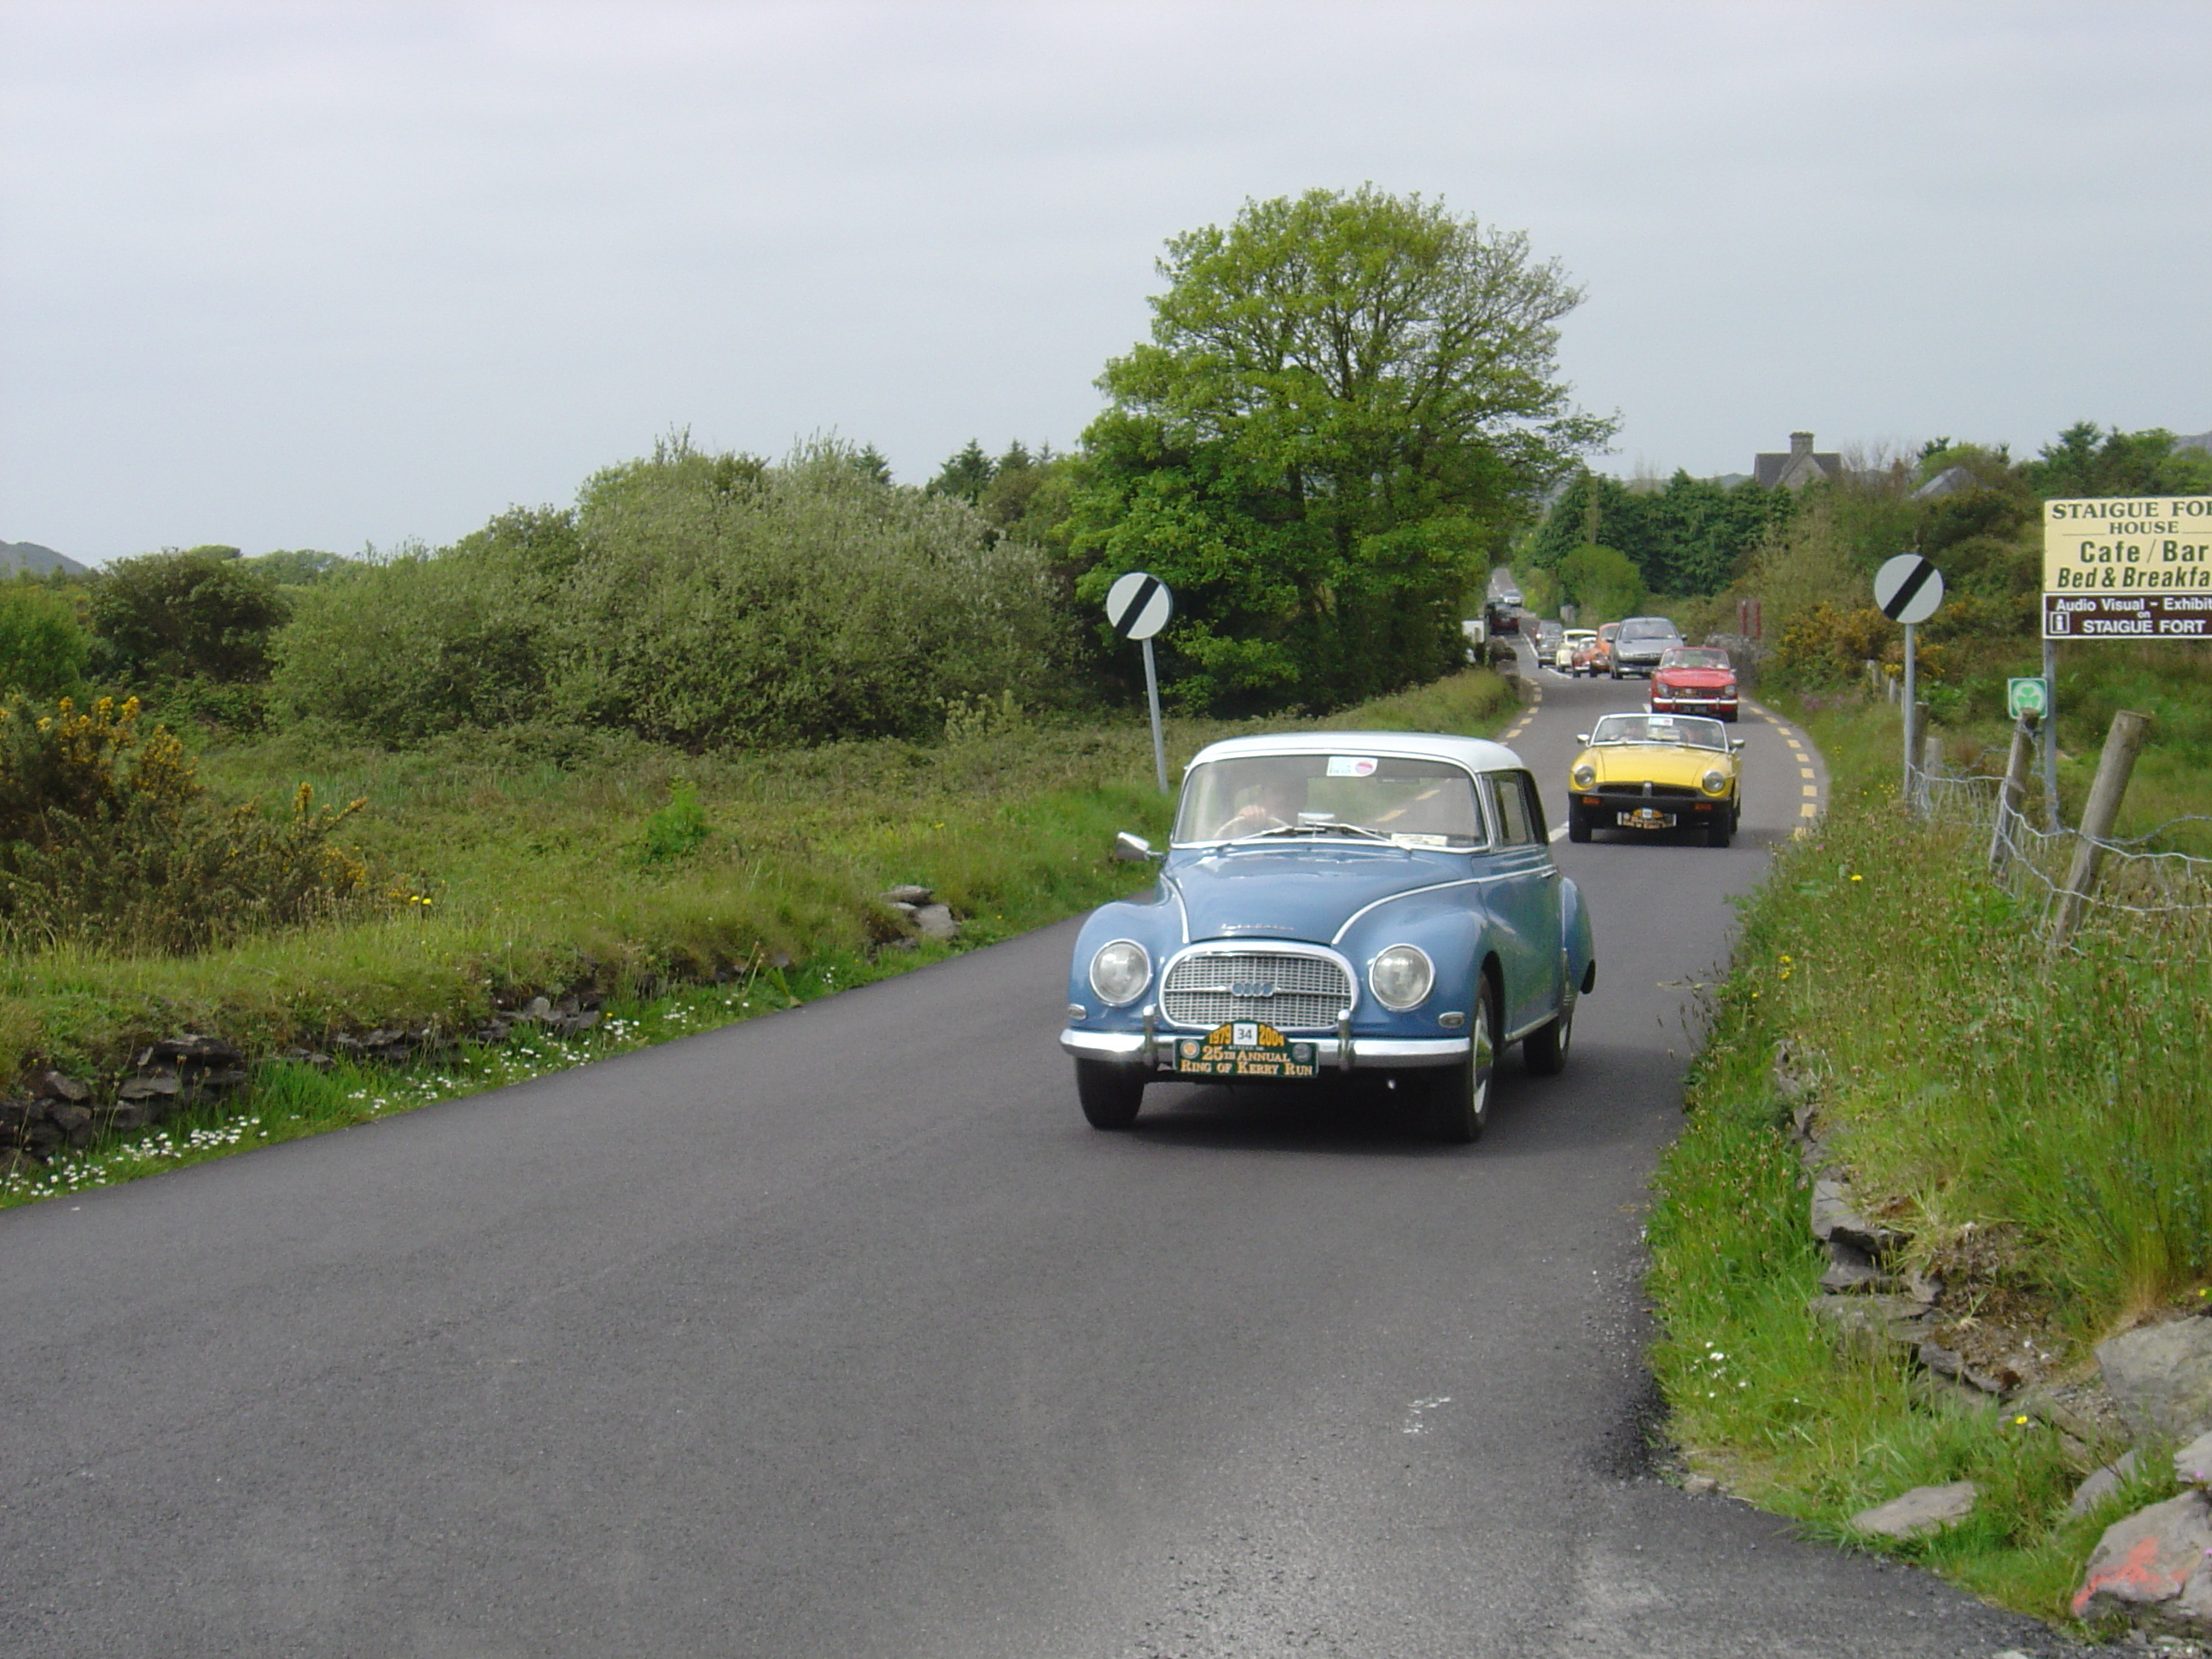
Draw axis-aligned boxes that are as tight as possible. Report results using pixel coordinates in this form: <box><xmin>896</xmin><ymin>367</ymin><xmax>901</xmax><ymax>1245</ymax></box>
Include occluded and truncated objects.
<box><xmin>0</xmin><ymin>644</ymin><xmax>2078</xmax><ymax>1658</ymax></box>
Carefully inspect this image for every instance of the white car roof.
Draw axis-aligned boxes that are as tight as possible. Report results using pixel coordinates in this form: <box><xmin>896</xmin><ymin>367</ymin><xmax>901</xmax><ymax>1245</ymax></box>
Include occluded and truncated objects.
<box><xmin>1182</xmin><ymin>730</ymin><xmax>1526</xmax><ymax>777</ymax></box>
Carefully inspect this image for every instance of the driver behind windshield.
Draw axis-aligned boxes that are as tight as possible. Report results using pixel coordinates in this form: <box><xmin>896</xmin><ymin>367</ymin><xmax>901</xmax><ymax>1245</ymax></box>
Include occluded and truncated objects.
<box><xmin>1214</xmin><ymin>771</ymin><xmax>1307</xmax><ymax>838</ymax></box>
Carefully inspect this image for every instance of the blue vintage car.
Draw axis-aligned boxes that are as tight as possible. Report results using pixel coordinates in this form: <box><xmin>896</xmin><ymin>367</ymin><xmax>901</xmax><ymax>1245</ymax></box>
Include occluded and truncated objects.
<box><xmin>1059</xmin><ymin>732</ymin><xmax>1597</xmax><ymax>1142</ymax></box>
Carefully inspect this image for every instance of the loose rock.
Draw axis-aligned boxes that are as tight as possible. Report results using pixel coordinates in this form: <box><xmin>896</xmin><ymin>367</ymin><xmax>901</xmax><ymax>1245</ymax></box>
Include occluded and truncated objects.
<box><xmin>32</xmin><ymin>1069</ymin><xmax>90</xmax><ymax>1104</ymax></box>
<box><xmin>1810</xmin><ymin>1178</ymin><xmax>1903</xmax><ymax>1256</ymax></box>
<box><xmin>2177</xmin><ymin>1430</ymin><xmax>2212</xmax><ymax>1491</ymax></box>
<box><xmin>2073</xmin><ymin>1489</ymin><xmax>2212</xmax><ymax>1635</ymax></box>
<box><xmin>1850</xmin><ymin>1480</ymin><xmax>1978</xmax><ymax>1540</ymax></box>
<box><xmin>2099</xmin><ymin>1318</ymin><xmax>2212</xmax><ymax>1442</ymax></box>
<box><xmin>2069</xmin><ymin>1450</ymin><xmax>2143</xmax><ymax>1517</ymax></box>
<box><xmin>912</xmin><ymin>904</ymin><xmax>960</xmax><ymax>942</ymax></box>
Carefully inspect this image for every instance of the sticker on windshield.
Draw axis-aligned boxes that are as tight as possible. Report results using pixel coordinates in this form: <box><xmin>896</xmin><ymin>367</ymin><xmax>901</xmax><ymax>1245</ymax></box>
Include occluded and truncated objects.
<box><xmin>1327</xmin><ymin>756</ymin><xmax>1378</xmax><ymax>777</ymax></box>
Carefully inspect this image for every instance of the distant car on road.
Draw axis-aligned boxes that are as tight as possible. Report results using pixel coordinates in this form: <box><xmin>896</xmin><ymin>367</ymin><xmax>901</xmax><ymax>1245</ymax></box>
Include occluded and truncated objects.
<box><xmin>1483</xmin><ymin>599</ymin><xmax>1518</xmax><ymax>635</ymax></box>
<box><xmin>1061</xmin><ymin>731</ymin><xmax>1598</xmax><ymax>1143</ymax></box>
<box><xmin>1576</xmin><ymin>622</ymin><xmax>1621</xmax><ymax>677</ymax></box>
<box><xmin>1608</xmin><ymin>616</ymin><xmax>1685</xmax><ymax>678</ymax></box>
<box><xmin>1498</xmin><ymin>587</ymin><xmax>1523</xmax><ymax>608</ymax></box>
<box><xmin>1556</xmin><ymin>628</ymin><xmax>1597</xmax><ymax>672</ymax></box>
<box><xmin>1533</xmin><ymin>620</ymin><xmax>1563</xmax><ymax>659</ymax></box>
<box><xmin>1565</xmin><ymin>713</ymin><xmax>1744</xmax><ymax>847</ymax></box>
<box><xmin>1648</xmin><ymin>646</ymin><xmax>1741</xmax><ymax>722</ymax></box>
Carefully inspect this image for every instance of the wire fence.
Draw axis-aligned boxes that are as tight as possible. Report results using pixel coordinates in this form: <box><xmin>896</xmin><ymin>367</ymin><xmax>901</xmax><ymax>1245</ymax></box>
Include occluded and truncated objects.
<box><xmin>1905</xmin><ymin>740</ymin><xmax>2212</xmax><ymax>952</ymax></box>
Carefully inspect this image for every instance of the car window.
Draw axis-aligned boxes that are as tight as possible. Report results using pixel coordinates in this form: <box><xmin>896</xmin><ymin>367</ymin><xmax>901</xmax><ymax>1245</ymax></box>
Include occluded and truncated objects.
<box><xmin>1662</xmin><ymin>647</ymin><xmax>1730</xmax><ymax>670</ymax></box>
<box><xmin>1621</xmin><ymin>619</ymin><xmax>1680</xmax><ymax>641</ymax></box>
<box><xmin>1589</xmin><ymin>714</ymin><xmax>1728</xmax><ymax>750</ymax></box>
<box><xmin>1174</xmin><ymin>754</ymin><xmax>1488</xmax><ymax>847</ymax></box>
<box><xmin>1487</xmin><ymin>771</ymin><xmax>1543</xmax><ymax>846</ymax></box>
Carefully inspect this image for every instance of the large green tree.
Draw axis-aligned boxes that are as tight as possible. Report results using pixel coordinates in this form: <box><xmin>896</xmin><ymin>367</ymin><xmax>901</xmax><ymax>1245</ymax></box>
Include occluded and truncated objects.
<box><xmin>1073</xmin><ymin>186</ymin><xmax>1612</xmax><ymax>710</ymax></box>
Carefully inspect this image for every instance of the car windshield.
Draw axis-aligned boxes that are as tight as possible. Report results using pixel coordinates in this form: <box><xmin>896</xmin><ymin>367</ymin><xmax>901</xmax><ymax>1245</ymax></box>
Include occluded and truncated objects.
<box><xmin>1174</xmin><ymin>754</ymin><xmax>1487</xmax><ymax>847</ymax></box>
<box><xmin>1588</xmin><ymin>713</ymin><xmax>1728</xmax><ymax>751</ymax></box>
<box><xmin>1660</xmin><ymin>648</ymin><xmax>1731</xmax><ymax>670</ymax></box>
<box><xmin>1620</xmin><ymin>619</ymin><xmax>1680</xmax><ymax>642</ymax></box>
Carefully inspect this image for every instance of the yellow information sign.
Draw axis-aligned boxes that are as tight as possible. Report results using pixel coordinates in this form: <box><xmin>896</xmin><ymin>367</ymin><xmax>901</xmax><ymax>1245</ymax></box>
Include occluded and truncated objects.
<box><xmin>2042</xmin><ymin>497</ymin><xmax>2212</xmax><ymax>639</ymax></box>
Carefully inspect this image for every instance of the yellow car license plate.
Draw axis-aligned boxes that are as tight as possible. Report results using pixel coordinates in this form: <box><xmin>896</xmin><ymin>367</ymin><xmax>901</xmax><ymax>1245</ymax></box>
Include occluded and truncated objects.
<box><xmin>1618</xmin><ymin>807</ymin><xmax>1676</xmax><ymax>830</ymax></box>
<box><xmin>1176</xmin><ymin>1022</ymin><xmax>1320</xmax><ymax>1080</ymax></box>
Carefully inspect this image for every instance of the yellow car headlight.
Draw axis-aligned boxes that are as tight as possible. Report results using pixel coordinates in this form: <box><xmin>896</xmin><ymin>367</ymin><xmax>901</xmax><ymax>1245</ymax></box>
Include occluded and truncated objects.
<box><xmin>1701</xmin><ymin>768</ymin><xmax>1729</xmax><ymax>795</ymax></box>
<box><xmin>1571</xmin><ymin>762</ymin><xmax>1597</xmax><ymax>790</ymax></box>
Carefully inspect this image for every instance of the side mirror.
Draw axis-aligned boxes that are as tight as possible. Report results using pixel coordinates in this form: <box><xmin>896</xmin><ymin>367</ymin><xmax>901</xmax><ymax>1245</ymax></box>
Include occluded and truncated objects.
<box><xmin>1575</xmin><ymin>733</ymin><xmax>1591</xmax><ymax>746</ymax></box>
<box><xmin>1113</xmin><ymin>831</ymin><xmax>1159</xmax><ymax>863</ymax></box>
<box><xmin>1731</xmin><ymin>739</ymin><xmax>1746</xmax><ymax>753</ymax></box>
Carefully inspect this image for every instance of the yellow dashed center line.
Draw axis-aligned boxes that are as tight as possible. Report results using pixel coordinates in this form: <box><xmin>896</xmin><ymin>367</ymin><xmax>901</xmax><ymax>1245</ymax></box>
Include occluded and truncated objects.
<box><xmin>1799</xmin><ymin>766</ymin><xmax>1815</xmax><ymax>780</ymax></box>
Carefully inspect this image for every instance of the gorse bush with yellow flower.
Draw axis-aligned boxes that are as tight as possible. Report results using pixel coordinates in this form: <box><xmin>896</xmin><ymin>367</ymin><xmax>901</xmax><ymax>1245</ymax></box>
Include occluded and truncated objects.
<box><xmin>0</xmin><ymin>695</ymin><xmax>375</xmax><ymax>955</ymax></box>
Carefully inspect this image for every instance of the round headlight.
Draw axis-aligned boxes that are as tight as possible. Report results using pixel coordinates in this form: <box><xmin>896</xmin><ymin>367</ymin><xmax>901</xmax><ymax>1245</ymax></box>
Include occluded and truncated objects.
<box><xmin>1368</xmin><ymin>944</ymin><xmax>1435</xmax><ymax>1011</ymax></box>
<box><xmin>1088</xmin><ymin>940</ymin><xmax>1151</xmax><ymax>1005</ymax></box>
<box><xmin>1571</xmin><ymin>762</ymin><xmax>1597</xmax><ymax>790</ymax></box>
<box><xmin>1701</xmin><ymin>768</ymin><xmax>1728</xmax><ymax>795</ymax></box>
<box><xmin>1721</xmin><ymin>681</ymin><xmax>1738</xmax><ymax>696</ymax></box>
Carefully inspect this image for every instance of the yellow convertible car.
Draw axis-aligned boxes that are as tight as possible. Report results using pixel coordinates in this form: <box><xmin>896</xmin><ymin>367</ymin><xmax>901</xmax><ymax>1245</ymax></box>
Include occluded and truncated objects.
<box><xmin>1565</xmin><ymin>713</ymin><xmax>1744</xmax><ymax>847</ymax></box>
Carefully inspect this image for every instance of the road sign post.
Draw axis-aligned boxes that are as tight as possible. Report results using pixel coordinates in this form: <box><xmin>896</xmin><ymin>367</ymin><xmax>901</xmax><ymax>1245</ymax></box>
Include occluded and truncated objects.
<box><xmin>1105</xmin><ymin>571</ymin><xmax>1174</xmax><ymax>793</ymax></box>
<box><xmin>1874</xmin><ymin>554</ymin><xmax>1945</xmax><ymax>809</ymax></box>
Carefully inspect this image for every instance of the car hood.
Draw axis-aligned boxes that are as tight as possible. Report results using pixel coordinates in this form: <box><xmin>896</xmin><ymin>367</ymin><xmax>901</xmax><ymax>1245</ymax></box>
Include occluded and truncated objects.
<box><xmin>1575</xmin><ymin>743</ymin><xmax>1730</xmax><ymax>787</ymax></box>
<box><xmin>1654</xmin><ymin>667</ymin><xmax>1735</xmax><ymax>687</ymax></box>
<box><xmin>1165</xmin><ymin>844</ymin><xmax>1467</xmax><ymax>944</ymax></box>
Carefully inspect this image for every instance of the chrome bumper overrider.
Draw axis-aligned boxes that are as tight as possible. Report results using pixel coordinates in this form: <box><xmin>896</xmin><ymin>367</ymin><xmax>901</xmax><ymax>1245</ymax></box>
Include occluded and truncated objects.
<box><xmin>1057</xmin><ymin>1029</ymin><xmax>1470</xmax><ymax>1069</ymax></box>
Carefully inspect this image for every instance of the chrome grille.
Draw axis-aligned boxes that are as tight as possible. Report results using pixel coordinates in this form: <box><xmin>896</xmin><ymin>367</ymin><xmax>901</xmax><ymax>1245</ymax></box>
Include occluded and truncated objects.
<box><xmin>1161</xmin><ymin>951</ymin><xmax>1353</xmax><ymax>1031</ymax></box>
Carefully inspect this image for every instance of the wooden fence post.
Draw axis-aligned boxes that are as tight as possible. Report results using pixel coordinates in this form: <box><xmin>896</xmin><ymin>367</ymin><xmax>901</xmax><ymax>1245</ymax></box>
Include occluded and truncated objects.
<box><xmin>2049</xmin><ymin>709</ymin><xmax>2152</xmax><ymax>944</ymax></box>
<box><xmin>1988</xmin><ymin>713</ymin><xmax>2036</xmax><ymax>874</ymax></box>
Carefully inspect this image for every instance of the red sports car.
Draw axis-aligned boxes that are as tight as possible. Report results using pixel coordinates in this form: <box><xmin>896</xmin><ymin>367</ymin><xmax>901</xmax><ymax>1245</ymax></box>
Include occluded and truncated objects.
<box><xmin>1647</xmin><ymin>646</ymin><xmax>1740</xmax><ymax>722</ymax></box>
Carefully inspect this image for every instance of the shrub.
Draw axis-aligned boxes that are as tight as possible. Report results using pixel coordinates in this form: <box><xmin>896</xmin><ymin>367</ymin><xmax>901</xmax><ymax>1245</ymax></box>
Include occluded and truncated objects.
<box><xmin>0</xmin><ymin>696</ymin><xmax>372</xmax><ymax>954</ymax></box>
<box><xmin>0</xmin><ymin>583</ymin><xmax>90</xmax><ymax>699</ymax></box>
<box><xmin>273</xmin><ymin>440</ymin><xmax>1070</xmax><ymax>748</ymax></box>
<box><xmin>87</xmin><ymin>548</ymin><xmax>291</xmax><ymax>684</ymax></box>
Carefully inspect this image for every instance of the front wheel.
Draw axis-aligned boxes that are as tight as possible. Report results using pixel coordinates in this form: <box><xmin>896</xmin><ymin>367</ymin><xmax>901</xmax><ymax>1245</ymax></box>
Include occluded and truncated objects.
<box><xmin>1431</xmin><ymin>979</ymin><xmax>1499</xmax><ymax>1144</ymax></box>
<box><xmin>1567</xmin><ymin>800</ymin><xmax>1592</xmax><ymax>843</ymax></box>
<box><xmin>1522</xmin><ymin>992</ymin><xmax>1573</xmax><ymax>1076</ymax></box>
<box><xmin>1707</xmin><ymin>805</ymin><xmax>1734</xmax><ymax>848</ymax></box>
<box><xmin>1074</xmin><ymin>1060</ymin><xmax>1144</xmax><ymax>1130</ymax></box>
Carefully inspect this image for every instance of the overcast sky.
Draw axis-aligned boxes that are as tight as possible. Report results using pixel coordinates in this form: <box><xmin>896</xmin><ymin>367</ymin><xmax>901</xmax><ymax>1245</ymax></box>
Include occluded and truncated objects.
<box><xmin>3</xmin><ymin>1</ymin><xmax>2207</xmax><ymax>564</ymax></box>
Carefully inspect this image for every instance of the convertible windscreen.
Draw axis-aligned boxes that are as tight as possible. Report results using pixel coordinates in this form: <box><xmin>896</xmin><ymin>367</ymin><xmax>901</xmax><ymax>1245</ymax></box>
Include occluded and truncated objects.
<box><xmin>1588</xmin><ymin>714</ymin><xmax>1729</xmax><ymax>750</ymax></box>
<box><xmin>1174</xmin><ymin>755</ymin><xmax>1487</xmax><ymax>847</ymax></box>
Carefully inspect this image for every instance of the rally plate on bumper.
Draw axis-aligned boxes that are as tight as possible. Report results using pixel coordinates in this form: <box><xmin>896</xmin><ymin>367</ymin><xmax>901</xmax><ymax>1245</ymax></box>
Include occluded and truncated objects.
<box><xmin>1175</xmin><ymin>1022</ymin><xmax>1319</xmax><ymax>1080</ymax></box>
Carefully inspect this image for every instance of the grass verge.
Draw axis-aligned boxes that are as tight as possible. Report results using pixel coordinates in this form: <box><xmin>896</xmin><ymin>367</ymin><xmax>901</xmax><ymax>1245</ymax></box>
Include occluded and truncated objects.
<box><xmin>3</xmin><ymin>670</ymin><xmax>1518</xmax><ymax>1207</ymax></box>
<box><xmin>1647</xmin><ymin>682</ymin><xmax>2209</xmax><ymax>1630</ymax></box>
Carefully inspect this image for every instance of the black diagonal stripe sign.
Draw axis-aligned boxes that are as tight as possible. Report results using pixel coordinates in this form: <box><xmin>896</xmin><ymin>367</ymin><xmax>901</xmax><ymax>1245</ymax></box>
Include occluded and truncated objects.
<box><xmin>1105</xmin><ymin>570</ymin><xmax>1173</xmax><ymax>641</ymax></box>
<box><xmin>1874</xmin><ymin>553</ymin><xmax>1944</xmax><ymax>625</ymax></box>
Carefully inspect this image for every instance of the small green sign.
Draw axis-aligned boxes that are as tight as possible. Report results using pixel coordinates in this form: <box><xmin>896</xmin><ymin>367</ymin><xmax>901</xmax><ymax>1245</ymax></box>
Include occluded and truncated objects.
<box><xmin>2007</xmin><ymin>677</ymin><xmax>2049</xmax><ymax>719</ymax></box>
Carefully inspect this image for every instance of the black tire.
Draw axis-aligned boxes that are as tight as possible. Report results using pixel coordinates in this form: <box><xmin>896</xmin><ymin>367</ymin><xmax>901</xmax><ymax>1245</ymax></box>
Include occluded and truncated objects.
<box><xmin>1074</xmin><ymin>1060</ymin><xmax>1144</xmax><ymax>1130</ymax></box>
<box><xmin>1522</xmin><ymin>991</ymin><xmax>1573</xmax><ymax>1077</ymax></box>
<box><xmin>1707</xmin><ymin>804</ymin><xmax>1733</xmax><ymax>848</ymax></box>
<box><xmin>1432</xmin><ymin>978</ymin><xmax>1499</xmax><ymax>1144</ymax></box>
<box><xmin>1567</xmin><ymin>800</ymin><xmax>1592</xmax><ymax>843</ymax></box>
<box><xmin>1610</xmin><ymin>665</ymin><xmax>1622</xmax><ymax>679</ymax></box>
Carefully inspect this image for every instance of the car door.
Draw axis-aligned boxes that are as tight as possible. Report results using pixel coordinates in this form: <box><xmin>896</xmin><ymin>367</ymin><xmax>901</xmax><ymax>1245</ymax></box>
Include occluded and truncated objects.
<box><xmin>1481</xmin><ymin>770</ymin><xmax>1567</xmax><ymax>1035</ymax></box>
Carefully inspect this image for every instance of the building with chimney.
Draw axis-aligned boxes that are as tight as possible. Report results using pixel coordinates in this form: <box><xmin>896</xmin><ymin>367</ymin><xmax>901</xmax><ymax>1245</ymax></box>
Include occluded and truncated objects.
<box><xmin>1752</xmin><ymin>432</ymin><xmax>1842</xmax><ymax>492</ymax></box>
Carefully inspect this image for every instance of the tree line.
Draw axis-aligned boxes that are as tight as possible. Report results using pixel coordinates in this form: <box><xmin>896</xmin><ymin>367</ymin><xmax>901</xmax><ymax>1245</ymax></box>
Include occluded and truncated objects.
<box><xmin>8</xmin><ymin>178</ymin><xmax>2204</xmax><ymax>750</ymax></box>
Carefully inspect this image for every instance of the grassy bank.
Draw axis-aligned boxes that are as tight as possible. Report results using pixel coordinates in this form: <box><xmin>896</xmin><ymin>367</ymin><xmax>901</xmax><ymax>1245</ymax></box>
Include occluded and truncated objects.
<box><xmin>1646</xmin><ymin>683</ymin><xmax>2209</xmax><ymax>1629</ymax></box>
<box><xmin>1</xmin><ymin>670</ymin><xmax>1517</xmax><ymax>1205</ymax></box>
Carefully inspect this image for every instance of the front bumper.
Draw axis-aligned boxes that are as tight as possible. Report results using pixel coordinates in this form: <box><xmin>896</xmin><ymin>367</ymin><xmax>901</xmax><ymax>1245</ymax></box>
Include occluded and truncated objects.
<box><xmin>1650</xmin><ymin>690</ymin><xmax>1738</xmax><ymax>715</ymax></box>
<box><xmin>1573</xmin><ymin>789</ymin><xmax>1731</xmax><ymax>821</ymax></box>
<box><xmin>1060</xmin><ymin>1027</ymin><xmax>1470</xmax><ymax>1071</ymax></box>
